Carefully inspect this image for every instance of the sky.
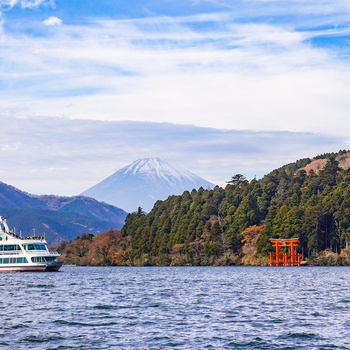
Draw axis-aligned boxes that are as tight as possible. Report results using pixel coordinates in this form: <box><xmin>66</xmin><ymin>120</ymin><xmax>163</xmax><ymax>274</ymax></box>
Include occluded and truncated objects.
<box><xmin>0</xmin><ymin>0</ymin><xmax>350</xmax><ymax>195</ymax></box>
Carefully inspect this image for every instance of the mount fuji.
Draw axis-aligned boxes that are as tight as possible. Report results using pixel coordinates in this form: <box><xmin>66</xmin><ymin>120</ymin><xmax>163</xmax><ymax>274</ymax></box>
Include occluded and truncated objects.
<box><xmin>81</xmin><ymin>158</ymin><xmax>215</xmax><ymax>213</ymax></box>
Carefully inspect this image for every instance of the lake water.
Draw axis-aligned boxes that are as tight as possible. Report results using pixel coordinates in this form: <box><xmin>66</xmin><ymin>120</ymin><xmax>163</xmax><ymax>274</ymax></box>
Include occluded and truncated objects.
<box><xmin>1</xmin><ymin>266</ymin><xmax>350</xmax><ymax>349</ymax></box>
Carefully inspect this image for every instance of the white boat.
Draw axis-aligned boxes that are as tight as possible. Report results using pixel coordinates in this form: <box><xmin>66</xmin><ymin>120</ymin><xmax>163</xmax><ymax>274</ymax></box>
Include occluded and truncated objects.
<box><xmin>0</xmin><ymin>215</ymin><xmax>64</xmax><ymax>272</ymax></box>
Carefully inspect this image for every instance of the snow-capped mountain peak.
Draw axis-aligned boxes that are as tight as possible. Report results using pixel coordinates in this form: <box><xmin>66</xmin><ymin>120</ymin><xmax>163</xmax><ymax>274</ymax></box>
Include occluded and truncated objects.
<box><xmin>81</xmin><ymin>158</ymin><xmax>214</xmax><ymax>213</ymax></box>
<box><xmin>122</xmin><ymin>158</ymin><xmax>200</xmax><ymax>183</ymax></box>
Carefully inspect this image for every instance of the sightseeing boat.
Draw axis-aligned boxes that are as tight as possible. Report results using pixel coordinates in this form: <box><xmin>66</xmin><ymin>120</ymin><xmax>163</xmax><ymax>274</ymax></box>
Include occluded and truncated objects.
<box><xmin>0</xmin><ymin>215</ymin><xmax>64</xmax><ymax>272</ymax></box>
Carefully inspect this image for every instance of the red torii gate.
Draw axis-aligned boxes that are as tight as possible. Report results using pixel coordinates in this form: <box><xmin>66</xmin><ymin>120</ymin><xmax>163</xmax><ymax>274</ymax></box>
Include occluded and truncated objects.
<box><xmin>269</xmin><ymin>238</ymin><xmax>301</xmax><ymax>266</ymax></box>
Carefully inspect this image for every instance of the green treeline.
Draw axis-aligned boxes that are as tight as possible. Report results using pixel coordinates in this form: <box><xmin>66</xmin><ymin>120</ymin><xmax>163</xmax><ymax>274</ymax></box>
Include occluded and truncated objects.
<box><xmin>58</xmin><ymin>151</ymin><xmax>350</xmax><ymax>266</ymax></box>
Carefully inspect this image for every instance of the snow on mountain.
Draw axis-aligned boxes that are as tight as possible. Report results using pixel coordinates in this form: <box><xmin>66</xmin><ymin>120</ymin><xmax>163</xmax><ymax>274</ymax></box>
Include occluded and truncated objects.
<box><xmin>80</xmin><ymin>158</ymin><xmax>215</xmax><ymax>213</ymax></box>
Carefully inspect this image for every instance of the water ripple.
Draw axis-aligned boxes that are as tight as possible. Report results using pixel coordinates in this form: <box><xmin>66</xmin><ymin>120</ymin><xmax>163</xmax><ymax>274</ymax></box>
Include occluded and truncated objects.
<box><xmin>1</xmin><ymin>266</ymin><xmax>350</xmax><ymax>349</ymax></box>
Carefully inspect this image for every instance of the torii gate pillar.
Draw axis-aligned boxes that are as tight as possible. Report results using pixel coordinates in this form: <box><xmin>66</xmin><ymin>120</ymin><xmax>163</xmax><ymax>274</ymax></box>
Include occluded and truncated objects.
<box><xmin>269</xmin><ymin>238</ymin><xmax>301</xmax><ymax>266</ymax></box>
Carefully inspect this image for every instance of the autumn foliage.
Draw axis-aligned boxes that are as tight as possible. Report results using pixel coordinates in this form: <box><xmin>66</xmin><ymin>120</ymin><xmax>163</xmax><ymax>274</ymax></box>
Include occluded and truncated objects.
<box><xmin>58</xmin><ymin>230</ymin><xmax>129</xmax><ymax>266</ymax></box>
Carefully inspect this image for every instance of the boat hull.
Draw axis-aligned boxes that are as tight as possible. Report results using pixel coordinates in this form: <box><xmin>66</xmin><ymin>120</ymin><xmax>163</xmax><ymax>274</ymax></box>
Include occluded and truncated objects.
<box><xmin>0</xmin><ymin>264</ymin><xmax>47</xmax><ymax>272</ymax></box>
<box><xmin>45</xmin><ymin>261</ymin><xmax>64</xmax><ymax>272</ymax></box>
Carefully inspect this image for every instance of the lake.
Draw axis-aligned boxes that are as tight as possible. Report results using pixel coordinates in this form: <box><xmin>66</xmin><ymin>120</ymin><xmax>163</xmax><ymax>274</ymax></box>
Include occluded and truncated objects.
<box><xmin>0</xmin><ymin>266</ymin><xmax>349</xmax><ymax>349</ymax></box>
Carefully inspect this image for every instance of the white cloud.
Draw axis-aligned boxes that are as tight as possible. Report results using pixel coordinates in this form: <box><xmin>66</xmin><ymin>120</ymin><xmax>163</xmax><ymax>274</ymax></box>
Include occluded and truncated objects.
<box><xmin>28</xmin><ymin>0</ymin><xmax>53</xmax><ymax>7</ymax></box>
<box><xmin>0</xmin><ymin>0</ymin><xmax>54</xmax><ymax>10</ymax></box>
<box><xmin>1</xmin><ymin>142</ymin><xmax>21</xmax><ymax>151</ymax></box>
<box><xmin>0</xmin><ymin>116</ymin><xmax>344</xmax><ymax>195</ymax></box>
<box><xmin>43</xmin><ymin>16</ymin><xmax>62</xmax><ymax>26</ymax></box>
<box><xmin>0</xmin><ymin>0</ymin><xmax>349</xmax><ymax>196</ymax></box>
<box><xmin>0</xmin><ymin>2</ymin><xmax>350</xmax><ymax>137</ymax></box>
<box><xmin>0</xmin><ymin>0</ymin><xmax>18</xmax><ymax>9</ymax></box>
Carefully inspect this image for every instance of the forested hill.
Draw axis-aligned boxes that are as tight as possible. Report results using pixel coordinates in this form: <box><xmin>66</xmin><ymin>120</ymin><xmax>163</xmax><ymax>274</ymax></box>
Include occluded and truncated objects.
<box><xmin>59</xmin><ymin>150</ymin><xmax>350</xmax><ymax>266</ymax></box>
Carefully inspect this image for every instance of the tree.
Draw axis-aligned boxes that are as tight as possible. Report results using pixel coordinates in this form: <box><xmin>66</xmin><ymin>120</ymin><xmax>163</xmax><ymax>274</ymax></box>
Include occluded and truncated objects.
<box><xmin>226</xmin><ymin>174</ymin><xmax>249</xmax><ymax>187</ymax></box>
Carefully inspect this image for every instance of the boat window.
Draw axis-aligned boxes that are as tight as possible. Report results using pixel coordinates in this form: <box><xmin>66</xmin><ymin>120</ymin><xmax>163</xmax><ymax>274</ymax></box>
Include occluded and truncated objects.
<box><xmin>44</xmin><ymin>257</ymin><xmax>57</xmax><ymax>262</ymax></box>
<box><xmin>0</xmin><ymin>257</ymin><xmax>28</xmax><ymax>264</ymax></box>
<box><xmin>34</xmin><ymin>244</ymin><xmax>46</xmax><ymax>250</ymax></box>
<box><xmin>31</xmin><ymin>257</ymin><xmax>45</xmax><ymax>263</ymax></box>
<box><xmin>0</xmin><ymin>245</ymin><xmax>21</xmax><ymax>251</ymax></box>
<box><xmin>24</xmin><ymin>244</ymin><xmax>46</xmax><ymax>251</ymax></box>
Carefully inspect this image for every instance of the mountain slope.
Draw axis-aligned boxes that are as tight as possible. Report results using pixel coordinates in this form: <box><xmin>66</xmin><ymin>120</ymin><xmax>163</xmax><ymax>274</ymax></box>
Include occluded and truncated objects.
<box><xmin>0</xmin><ymin>182</ymin><xmax>47</xmax><ymax>209</ymax></box>
<box><xmin>0</xmin><ymin>182</ymin><xmax>127</xmax><ymax>243</ymax></box>
<box><xmin>299</xmin><ymin>151</ymin><xmax>350</xmax><ymax>174</ymax></box>
<box><xmin>1</xmin><ymin>208</ymin><xmax>118</xmax><ymax>244</ymax></box>
<box><xmin>57</xmin><ymin>196</ymin><xmax>126</xmax><ymax>227</ymax></box>
<box><xmin>81</xmin><ymin>158</ymin><xmax>215</xmax><ymax>212</ymax></box>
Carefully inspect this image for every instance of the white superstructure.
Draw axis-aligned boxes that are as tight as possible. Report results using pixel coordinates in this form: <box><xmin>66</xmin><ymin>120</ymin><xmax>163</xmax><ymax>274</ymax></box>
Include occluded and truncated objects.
<box><xmin>0</xmin><ymin>215</ymin><xmax>63</xmax><ymax>272</ymax></box>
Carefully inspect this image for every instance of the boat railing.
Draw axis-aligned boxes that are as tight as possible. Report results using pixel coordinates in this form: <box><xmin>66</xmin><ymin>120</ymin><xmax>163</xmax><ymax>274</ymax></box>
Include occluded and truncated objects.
<box><xmin>0</xmin><ymin>233</ymin><xmax>45</xmax><ymax>241</ymax></box>
<box><xmin>20</xmin><ymin>236</ymin><xmax>45</xmax><ymax>241</ymax></box>
<box><xmin>49</xmin><ymin>251</ymin><xmax>59</xmax><ymax>255</ymax></box>
<box><xmin>24</xmin><ymin>250</ymin><xmax>58</xmax><ymax>255</ymax></box>
<box><xmin>0</xmin><ymin>233</ymin><xmax>22</xmax><ymax>240</ymax></box>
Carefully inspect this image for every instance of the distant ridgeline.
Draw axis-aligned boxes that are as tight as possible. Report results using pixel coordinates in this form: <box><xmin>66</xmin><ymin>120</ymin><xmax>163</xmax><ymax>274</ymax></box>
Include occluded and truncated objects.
<box><xmin>58</xmin><ymin>150</ymin><xmax>350</xmax><ymax>266</ymax></box>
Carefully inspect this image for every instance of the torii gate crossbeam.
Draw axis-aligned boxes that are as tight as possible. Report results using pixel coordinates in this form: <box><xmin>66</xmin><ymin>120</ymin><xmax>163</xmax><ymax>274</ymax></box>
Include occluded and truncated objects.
<box><xmin>269</xmin><ymin>238</ymin><xmax>301</xmax><ymax>266</ymax></box>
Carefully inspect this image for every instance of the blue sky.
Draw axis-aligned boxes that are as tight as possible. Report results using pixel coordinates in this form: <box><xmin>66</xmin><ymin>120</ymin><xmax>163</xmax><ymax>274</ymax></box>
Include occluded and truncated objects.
<box><xmin>0</xmin><ymin>0</ymin><xmax>350</xmax><ymax>195</ymax></box>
